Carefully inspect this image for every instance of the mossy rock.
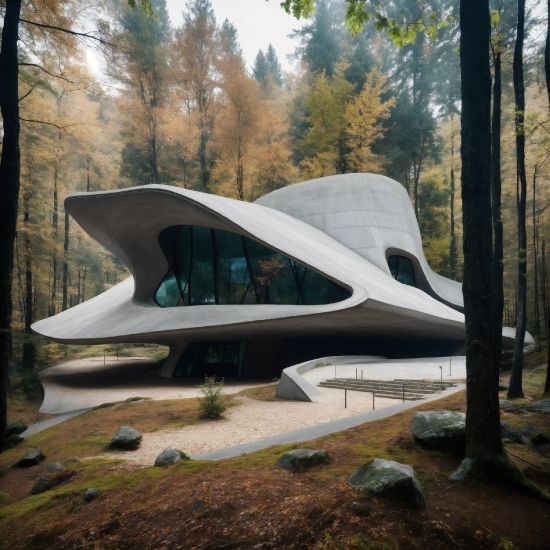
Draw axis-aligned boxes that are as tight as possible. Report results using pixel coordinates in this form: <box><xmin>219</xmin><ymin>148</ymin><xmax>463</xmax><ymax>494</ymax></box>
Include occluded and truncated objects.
<box><xmin>273</xmin><ymin>449</ymin><xmax>330</xmax><ymax>472</ymax></box>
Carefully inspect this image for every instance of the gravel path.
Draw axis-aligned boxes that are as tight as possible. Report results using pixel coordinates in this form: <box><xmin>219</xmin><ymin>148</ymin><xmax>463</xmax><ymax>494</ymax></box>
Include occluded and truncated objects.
<box><xmin>98</xmin><ymin>386</ymin><xmax>395</xmax><ymax>465</ymax></box>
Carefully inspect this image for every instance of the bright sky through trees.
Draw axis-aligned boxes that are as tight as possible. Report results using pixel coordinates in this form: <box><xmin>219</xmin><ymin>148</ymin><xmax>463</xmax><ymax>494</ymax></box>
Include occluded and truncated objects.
<box><xmin>165</xmin><ymin>0</ymin><xmax>304</xmax><ymax>72</ymax></box>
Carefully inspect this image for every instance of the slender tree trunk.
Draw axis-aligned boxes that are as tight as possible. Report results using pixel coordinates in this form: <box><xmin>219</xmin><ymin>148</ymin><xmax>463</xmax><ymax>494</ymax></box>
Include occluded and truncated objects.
<box><xmin>449</xmin><ymin>112</ymin><xmax>457</xmax><ymax>279</ymax></box>
<box><xmin>491</xmin><ymin>50</ymin><xmax>504</xmax><ymax>386</ymax></box>
<box><xmin>509</xmin><ymin>0</ymin><xmax>527</xmax><ymax>399</ymax></box>
<box><xmin>546</xmin><ymin>0</ymin><xmax>550</xmax><ymax>109</ymax></box>
<box><xmin>460</xmin><ymin>0</ymin><xmax>504</xmax><ymax>461</ymax></box>
<box><xmin>49</xmin><ymin>164</ymin><xmax>59</xmax><ymax>316</ymax></box>
<box><xmin>62</xmin><ymin>209</ymin><xmax>69</xmax><ymax>311</ymax></box>
<box><xmin>545</xmin><ymin>240</ymin><xmax>550</xmax><ymax>393</ymax></box>
<box><xmin>0</xmin><ymin>0</ymin><xmax>22</xmax><ymax>450</ymax></box>
<box><xmin>23</xmin><ymin>195</ymin><xmax>32</xmax><ymax>332</ymax></box>
<box><xmin>199</xmin><ymin>123</ymin><xmax>209</xmax><ymax>190</ymax></box>
<box><xmin>82</xmin><ymin>265</ymin><xmax>87</xmax><ymax>303</ymax></box>
<box><xmin>533</xmin><ymin>168</ymin><xmax>541</xmax><ymax>350</ymax></box>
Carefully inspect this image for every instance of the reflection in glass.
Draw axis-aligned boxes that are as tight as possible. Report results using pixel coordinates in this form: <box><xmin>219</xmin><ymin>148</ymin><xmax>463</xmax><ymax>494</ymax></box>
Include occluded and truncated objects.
<box><xmin>155</xmin><ymin>226</ymin><xmax>351</xmax><ymax>307</ymax></box>
<box><xmin>388</xmin><ymin>255</ymin><xmax>416</xmax><ymax>287</ymax></box>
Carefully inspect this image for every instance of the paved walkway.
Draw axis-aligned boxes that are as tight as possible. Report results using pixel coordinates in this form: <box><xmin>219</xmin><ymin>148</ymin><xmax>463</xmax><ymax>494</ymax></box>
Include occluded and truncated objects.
<box><xmin>193</xmin><ymin>383</ymin><xmax>465</xmax><ymax>460</ymax></box>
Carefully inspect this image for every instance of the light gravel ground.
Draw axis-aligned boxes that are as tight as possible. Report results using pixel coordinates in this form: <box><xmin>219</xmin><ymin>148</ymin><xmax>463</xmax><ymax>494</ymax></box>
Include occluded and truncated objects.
<box><xmin>40</xmin><ymin>355</ymin><xmax>465</xmax><ymax>466</ymax></box>
<box><xmin>39</xmin><ymin>357</ymin><xmax>263</xmax><ymax>414</ymax></box>
<box><xmin>99</xmin><ymin>387</ymin><xmax>396</xmax><ymax>465</ymax></box>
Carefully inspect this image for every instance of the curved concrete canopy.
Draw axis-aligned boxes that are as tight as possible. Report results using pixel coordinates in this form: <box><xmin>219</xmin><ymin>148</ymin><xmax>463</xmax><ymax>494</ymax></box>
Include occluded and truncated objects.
<box><xmin>255</xmin><ymin>173</ymin><xmax>464</xmax><ymax>311</ymax></box>
<box><xmin>31</xmin><ymin>178</ymin><xmax>525</xmax><ymax>377</ymax></box>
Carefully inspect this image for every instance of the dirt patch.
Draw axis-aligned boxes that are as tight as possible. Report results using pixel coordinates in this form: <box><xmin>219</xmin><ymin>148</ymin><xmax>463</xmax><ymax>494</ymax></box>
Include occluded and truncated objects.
<box><xmin>1</xmin><ymin>389</ymin><xmax>549</xmax><ymax>549</ymax></box>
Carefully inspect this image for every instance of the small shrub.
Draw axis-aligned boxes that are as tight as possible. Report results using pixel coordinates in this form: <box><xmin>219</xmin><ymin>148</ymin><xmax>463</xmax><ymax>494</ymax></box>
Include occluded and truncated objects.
<box><xmin>197</xmin><ymin>376</ymin><xmax>226</xmax><ymax>418</ymax></box>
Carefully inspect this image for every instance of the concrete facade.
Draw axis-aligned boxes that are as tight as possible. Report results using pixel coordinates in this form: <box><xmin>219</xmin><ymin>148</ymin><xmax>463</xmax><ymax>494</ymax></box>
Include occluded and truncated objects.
<box><xmin>31</xmin><ymin>174</ymin><xmax>526</xmax><ymax>378</ymax></box>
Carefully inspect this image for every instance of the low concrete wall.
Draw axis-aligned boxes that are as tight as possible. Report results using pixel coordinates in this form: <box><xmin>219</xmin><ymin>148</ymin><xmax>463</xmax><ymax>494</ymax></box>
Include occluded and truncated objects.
<box><xmin>276</xmin><ymin>355</ymin><xmax>386</xmax><ymax>402</ymax></box>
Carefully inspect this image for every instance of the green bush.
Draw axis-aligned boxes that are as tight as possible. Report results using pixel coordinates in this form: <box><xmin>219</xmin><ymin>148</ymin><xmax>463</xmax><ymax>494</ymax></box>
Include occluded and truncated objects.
<box><xmin>197</xmin><ymin>376</ymin><xmax>227</xmax><ymax>418</ymax></box>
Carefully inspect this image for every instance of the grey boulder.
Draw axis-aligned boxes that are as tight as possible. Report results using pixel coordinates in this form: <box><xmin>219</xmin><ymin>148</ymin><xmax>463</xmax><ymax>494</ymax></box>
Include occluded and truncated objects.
<box><xmin>15</xmin><ymin>448</ymin><xmax>46</xmax><ymax>467</ymax></box>
<box><xmin>526</xmin><ymin>398</ymin><xmax>550</xmax><ymax>414</ymax></box>
<box><xmin>154</xmin><ymin>448</ymin><xmax>187</xmax><ymax>467</ymax></box>
<box><xmin>499</xmin><ymin>400</ymin><xmax>514</xmax><ymax>410</ymax></box>
<box><xmin>500</xmin><ymin>422</ymin><xmax>523</xmax><ymax>444</ymax></box>
<box><xmin>31</xmin><ymin>477</ymin><xmax>53</xmax><ymax>495</ymax></box>
<box><xmin>273</xmin><ymin>449</ymin><xmax>330</xmax><ymax>472</ymax></box>
<box><xmin>519</xmin><ymin>425</ymin><xmax>550</xmax><ymax>446</ymax></box>
<box><xmin>6</xmin><ymin>420</ymin><xmax>28</xmax><ymax>437</ymax></box>
<box><xmin>109</xmin><ymin>426</ymin><xmax>142</xmax><ymax>450</ymax></box>
<box><xmin>44</xmin><ymin>462</ymin><xmax>64</xmax><ymax>472</ymax></box>
<box><xmin>348</xmin><ymin>458</ymin><xmax>425</xmax><ymax>509</ymax></box>
<box><xmin>84</xmin><ymin>488</ymin><xmax>100</xmax><ymax>502</ymax></box>
<box><xmin>410</xmin><ymin>411</ymin><xmax>466</xmax><ymax>454</ymax></box>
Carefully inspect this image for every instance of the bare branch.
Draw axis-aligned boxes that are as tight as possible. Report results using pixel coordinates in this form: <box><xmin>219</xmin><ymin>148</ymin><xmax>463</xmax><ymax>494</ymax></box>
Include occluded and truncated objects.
<box><xmin>19</xmin><ymin>18</ymin><xmax>115</xmax><ymax>47</ymax></box>
<box><xmin>19</xmin><ymin>62</ymin><xmax>81</xmax><ymax>86</ymax></box>
<box><xmin>20</xmin><ymin>118</ymin><xmax>91</xmax><ymax>130</ymax></box>
<box><xmin>18</xmin><ymin>87</ymin><xmax>36</xmax><ymax>103</ymax></box>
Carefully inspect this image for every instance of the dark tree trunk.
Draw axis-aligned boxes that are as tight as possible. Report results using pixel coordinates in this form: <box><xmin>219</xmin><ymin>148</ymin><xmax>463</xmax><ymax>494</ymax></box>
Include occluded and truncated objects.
<box><xmin>49</xmin><ymin>164</ymin><xmax>59</xmax><ymax>316</ymax></box>
<box><xmin>62</xmin><ymin>209</ymin><xmax>69</xmax><ymax>311</ymax></box>
<box><xmin>544</xmin><ymin>240</ymin><xmax>550</xmax><ymax>394</ymax></box>
<box><xmin>491</xmin><ymin>51</ymin><xmax>504</xmax><ymax>386</ymax></box>
<box><xmin>0</xmin><ymin>0</ymin><xmax>22</xmax><ymax>452</ymax></box>
<box><xmin>460</xmin><ymin>0</ymin><xmax>504</xmax><ymax>459</ymax></box>
<box><xmin>199</xmin><ymin>125</ymin><xmax>209</xmax><ymax>191</ymax></box>
<box><xmin>449</xmin><ymin>112</ymin><xmax>458</xmax><ymax>280</ymax></box>
<box><xmin>546</xmin><ymin>0</ymin><xmax>550</xmax><ymax>109</ymax></box>
<box><xmin>533</xmin><ymin>168</ymin><xmax>541</xmax><ymax>350</ymax></box>
<box><xmin>509</xmin><ymin>0</ymin><xmax>527</xmax><ymax>399</ymax></box>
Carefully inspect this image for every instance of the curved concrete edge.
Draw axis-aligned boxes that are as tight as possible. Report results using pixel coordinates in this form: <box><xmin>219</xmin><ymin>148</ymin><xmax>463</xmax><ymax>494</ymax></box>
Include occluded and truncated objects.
<box><xmin>193</xmin><ymin>383</ymin><xmax>466</xmax><ymax>460</ymax></box>
<box><xmin>276</xmin><ymin>355</ymin><xmax>387</xmax><ymax>402</ymax></box>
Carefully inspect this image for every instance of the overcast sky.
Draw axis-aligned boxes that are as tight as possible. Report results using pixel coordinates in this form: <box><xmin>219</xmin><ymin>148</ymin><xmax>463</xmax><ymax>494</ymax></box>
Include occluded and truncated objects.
<box><xmin>165</xmin><ymin>0</ymin><xmax>305</xmax><ymax>73</ymax></box>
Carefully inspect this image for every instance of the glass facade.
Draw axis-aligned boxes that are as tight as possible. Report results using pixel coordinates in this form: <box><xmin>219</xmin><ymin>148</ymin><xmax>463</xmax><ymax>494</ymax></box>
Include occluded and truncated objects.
<box><xmin>173</xmin><ymin>341</ymin><xmax>247</xmax><ymax>378</ymax></box>
<box><xmin>155</xmin><ymin>225</ymin><xmax>351</xmax><ymax>307</ymax></box>
<box><xmin>388</xmin><ymin>255</ymin><xmax>416</xmax><ymax>287</ymax></box>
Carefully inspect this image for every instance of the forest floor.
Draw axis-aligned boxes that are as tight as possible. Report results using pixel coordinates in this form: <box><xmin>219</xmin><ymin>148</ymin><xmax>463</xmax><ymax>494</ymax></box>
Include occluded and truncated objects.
<box><xmin>1</xmin><ymin>356</ymin><xmax>549</xmax><ymax>549</ymax></box>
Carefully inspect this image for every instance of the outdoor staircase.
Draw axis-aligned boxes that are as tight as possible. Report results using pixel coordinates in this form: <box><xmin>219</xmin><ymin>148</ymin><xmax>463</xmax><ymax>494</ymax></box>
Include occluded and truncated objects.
<box><xmin>317</xmin><ymin>378</ymin><xmax>456</xmax><ymax>401</ymax></box>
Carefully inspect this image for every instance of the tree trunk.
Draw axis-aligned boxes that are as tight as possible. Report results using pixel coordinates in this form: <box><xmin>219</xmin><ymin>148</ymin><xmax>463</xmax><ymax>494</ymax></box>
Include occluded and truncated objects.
<box><xmin>546</xmin><ymin>0</ymin><xmax>550</xmax><ymax>109</ymax></box>
<box><xmin>491</xmin><ymin>50</ymin><xmax>504</xmax><ymax>386</ymax></box>
<box><xmin>449</xmin><ymin>112</ymin><xmax>458</xmax><ymax>280</ymax></box>
<box><xmin>62</xmin><ymin>209</ymin><xmax>69</xmax><ymax>311</ymax></box>
<box><xmin>533</xmin><ymin>168</ymin><xmax>541</xmax><ymax>350</ymax></box>
<box><xmin>0</xmin><ymin>0</ymin><xmax>22</xmax><ymax>452</ymax></box>
<box><xmin>546</xmin><ymin>242</ymin><xmax>550</xmax><ymax>392</ymax></box>
<box><xmin>49</xmin><ymin>164</ymin><xmax>59</xmax><ymax>316</ymax></box>
<box><xmin>508</xmin><ymin>0</ymin><xmax>527</xmax><ymax>399</ymax></box>
<box><xmin>460</xmin><ymin>0</ymin><xmax>504</xmax><ymax>460</ymax></box>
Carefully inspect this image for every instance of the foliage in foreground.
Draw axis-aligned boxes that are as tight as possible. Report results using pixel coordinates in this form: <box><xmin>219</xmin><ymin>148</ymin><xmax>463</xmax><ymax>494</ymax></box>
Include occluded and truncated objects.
<box><xmin>197</xmin><ymin>376</ymin><xmax>227</xmax><ymax>418</ymax></box>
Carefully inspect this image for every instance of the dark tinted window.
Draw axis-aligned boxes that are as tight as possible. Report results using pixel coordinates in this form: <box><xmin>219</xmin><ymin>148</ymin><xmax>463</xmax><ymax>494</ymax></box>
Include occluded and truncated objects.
<box><xmin>155</xmin><ymin>226</ymin><xmax>351</xmax><ymax>307</ymax></box>
<box><xmin>388</xmin><ymin>255</ymin><xmax>416</xmax><ymax>287</ymax></box>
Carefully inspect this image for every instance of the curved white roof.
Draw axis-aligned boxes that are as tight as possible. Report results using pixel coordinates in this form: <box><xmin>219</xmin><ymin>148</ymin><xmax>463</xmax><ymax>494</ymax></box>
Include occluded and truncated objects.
<box><xmin>255</xmin><ymin>173</ymin><xmax>464</xmax><ymax>311</ymax></box>
<box><xmin>32</xmin><ymin>182</ymin><xmax>475</xmax><ymax>348</ymax></box>
<box><xmin>32</xmin><ymin>177</ymin><xmax>527</xmax><ymax>356</ymax></box>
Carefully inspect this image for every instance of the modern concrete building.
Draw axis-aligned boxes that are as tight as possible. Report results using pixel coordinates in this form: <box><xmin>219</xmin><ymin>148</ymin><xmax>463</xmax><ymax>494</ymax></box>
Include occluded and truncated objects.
<box><xmin>32</xmin><ymin>173</ymin><xmax>521</xmax><ymax>379</ymax></box>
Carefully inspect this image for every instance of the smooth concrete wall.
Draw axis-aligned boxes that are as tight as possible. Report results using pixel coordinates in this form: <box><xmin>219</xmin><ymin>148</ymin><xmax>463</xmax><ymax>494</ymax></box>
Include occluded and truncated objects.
<box><xmin>255</xmin><ymin>174</ymin><xmax>464</xmax><ymax>311</ymax></box>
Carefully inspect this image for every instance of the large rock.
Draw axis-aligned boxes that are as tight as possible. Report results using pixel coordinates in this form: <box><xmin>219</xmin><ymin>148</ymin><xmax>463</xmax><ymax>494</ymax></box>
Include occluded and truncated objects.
<box><xmin>31</xmin><ymin>477</ymin><xmax>53</xmax><ymax>495</ymax></box>
<box><xmin>519</xmin><ymin>425</ymin><xmax>550</xmax><ymax>446</ymax></box>
<box><xmin>6</xmin><ymin>420</ymin><xmax>28</xmax><ymax>437</ymax></box>
<box><xmin>348</xmin><ymin>458</ymin><xmax>425</xmax><ymax>510</ymax></box>
<box><xmin>526</xmin><ymin>398</ymin><xmax>550</xmax><ymax>414</ymax></box>
<box><xmin>109</xmin><ymin>426</ymin><xmax>142</xmax><ymax>450</ymax></box>
<box><xmin>410</xmin><ymin>411</ymin><xmax>466</xmax><ymax>454</ymax></box>
<box><xmin>273</xmin><ymin>449</ymin><xmax>330</xmax><ymax>472</ymax></box>
<box><xmin>500</xmin><ymin>422</ymin><xmax>523</xmax><ymax>444</ymax></box>
<box><xmin>15</xmin><ymin>448</ymin><xmax>45</xmax><ymax>467</ymax></box>
<box><xmin>154</xmin><ymin>448</ymin><xmax>187</xmax><ymax>467</ymax></box>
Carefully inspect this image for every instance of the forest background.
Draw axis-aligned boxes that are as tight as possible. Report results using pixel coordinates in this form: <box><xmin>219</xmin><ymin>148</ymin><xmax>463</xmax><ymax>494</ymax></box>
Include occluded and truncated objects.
<box><xmin>6</xmin><ymin>0</ymin><xmax>550</xmax><ymax>392</ymax></box>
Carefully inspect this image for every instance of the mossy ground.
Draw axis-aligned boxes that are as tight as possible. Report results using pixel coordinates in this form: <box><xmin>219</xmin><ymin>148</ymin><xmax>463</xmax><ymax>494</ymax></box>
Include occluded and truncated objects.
<box><xmin>0</xmin><ymin>357</ymin><xmax>549</xmax><ymax>549</ymax></box>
